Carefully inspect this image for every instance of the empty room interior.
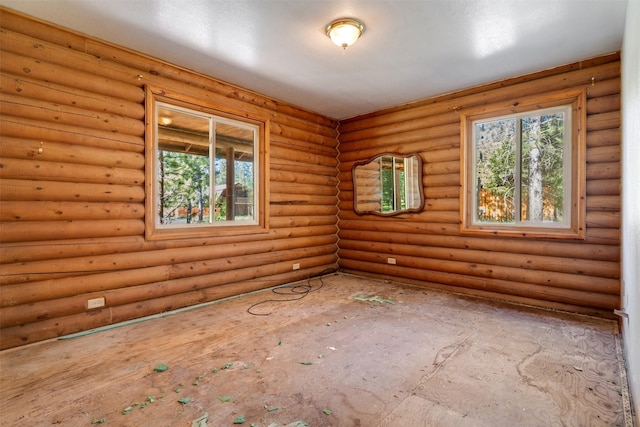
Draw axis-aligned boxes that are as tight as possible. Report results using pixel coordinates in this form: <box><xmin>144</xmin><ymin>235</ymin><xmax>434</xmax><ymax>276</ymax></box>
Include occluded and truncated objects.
<box><xmin>0</xmin><ymin>1</ymin><xmax>639</xmax><ymax>426</ymax></box>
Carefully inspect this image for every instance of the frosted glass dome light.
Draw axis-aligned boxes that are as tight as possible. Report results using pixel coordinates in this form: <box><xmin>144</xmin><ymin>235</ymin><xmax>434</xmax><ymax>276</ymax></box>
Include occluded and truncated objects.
<box><xmin>326</xmin><ymin>18</ymin><xmax>364</xmax><ymax>49</ymax></box>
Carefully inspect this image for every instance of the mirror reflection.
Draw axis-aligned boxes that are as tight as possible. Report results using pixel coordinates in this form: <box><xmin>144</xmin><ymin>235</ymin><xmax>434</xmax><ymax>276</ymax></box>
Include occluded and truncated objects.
<box><xmin>353</xmin><ymin>153</ymin><xmax>424</xmax><ymax>216</ymax></box>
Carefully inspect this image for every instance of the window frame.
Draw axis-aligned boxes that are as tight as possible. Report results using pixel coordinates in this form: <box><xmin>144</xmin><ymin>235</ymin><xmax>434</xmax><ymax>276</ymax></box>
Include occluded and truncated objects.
<box><xmin>144</xmin><ymin>85</ymin><xmax>269</xmax><ymax>241</ymax></box>
<box><xmin>460</xmin><ymin>89</ymin><xmax>586</xmax><ymax>239</ymax></box>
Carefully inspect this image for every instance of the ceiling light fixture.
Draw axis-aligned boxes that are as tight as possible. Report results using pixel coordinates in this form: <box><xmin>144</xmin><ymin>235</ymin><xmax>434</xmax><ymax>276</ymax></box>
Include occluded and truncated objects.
<box><xmin>326</xmin><ymin>18</ymin><xmax>364</xmax><ymax>50</ymax></box>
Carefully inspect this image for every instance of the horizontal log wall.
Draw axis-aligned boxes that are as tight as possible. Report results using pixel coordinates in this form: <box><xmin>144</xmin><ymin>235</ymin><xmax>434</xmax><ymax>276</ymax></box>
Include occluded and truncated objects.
<box><xmin>338</xmin><ymin>54</ymin><xmax>621</xmax><ymax>315</ymax></box>
<box><xmin>0</xmin><ymin>9</ymin><xmax>339</xmax><ymax>349</ymax></box>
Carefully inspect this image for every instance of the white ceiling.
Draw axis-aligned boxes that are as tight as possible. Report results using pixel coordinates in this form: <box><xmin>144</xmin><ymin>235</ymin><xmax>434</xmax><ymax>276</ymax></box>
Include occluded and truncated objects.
<box><xmin>0</xmin><ymin>0</ymin><xmax>628</xmax><ymax>120</ymax></box>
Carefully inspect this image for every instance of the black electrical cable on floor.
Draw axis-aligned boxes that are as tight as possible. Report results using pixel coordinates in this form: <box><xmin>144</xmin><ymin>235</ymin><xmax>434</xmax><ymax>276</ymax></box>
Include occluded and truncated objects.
<box><xmin>247</xmin><ymin>268</ymin><xmax>338</xmax><ymax>316</ymax></box>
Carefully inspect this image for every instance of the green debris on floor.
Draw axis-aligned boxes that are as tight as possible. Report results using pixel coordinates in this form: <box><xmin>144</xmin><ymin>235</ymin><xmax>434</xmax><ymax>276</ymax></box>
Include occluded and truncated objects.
<box><xmin>353</xmin><ymin>295</ymin><xmax>396</xmax><ymax>304</ymax></box>
<box><xmin>267</xmin><ymin>422</ymin><xmax>309</xmax><ymax>427</ymax></box>
<box><xmin>233</xmin><ymin>415</ymin><xmax>245</xmax><ymax>424</ymax></box>
<box><xmin>191</xmin><ymin>413</ymin><xmax>209</xmax><ymax>427</ymax></box>
<box><xmin>178</xmin><ymin>397</ymin><xmax>191</xmax><ymax>405</ymax></box>
<box><xmin>153</xmin><ymin>363</ymin><xmax>170</xmax><ymax>372</ymax></box>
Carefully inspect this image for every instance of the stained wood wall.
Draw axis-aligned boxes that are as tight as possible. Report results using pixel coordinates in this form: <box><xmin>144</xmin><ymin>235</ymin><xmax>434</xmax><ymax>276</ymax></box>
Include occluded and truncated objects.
<box><xmin>0</xmin><ymin>9</ymin><xmax>339</xmax><ymax>349</ymax></box>
<box><xmin>338</xmin><ymin>55</ymin><xmax>621</xmax><ymax>315</ymax></box>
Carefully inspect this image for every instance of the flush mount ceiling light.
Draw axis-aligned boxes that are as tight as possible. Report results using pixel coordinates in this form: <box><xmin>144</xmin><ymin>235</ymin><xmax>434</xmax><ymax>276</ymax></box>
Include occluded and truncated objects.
<box><xmin>326</xmin><ymin>18</ymin><xmax>364</xmax><ymax>50</ymax></box>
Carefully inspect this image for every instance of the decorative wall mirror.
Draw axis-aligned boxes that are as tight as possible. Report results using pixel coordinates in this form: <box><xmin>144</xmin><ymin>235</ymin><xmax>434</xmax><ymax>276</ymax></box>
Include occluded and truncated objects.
<box><xmin>352</xmin><ymin>153</ymin><xmax>425</xmax><ymax>216</ymax></box>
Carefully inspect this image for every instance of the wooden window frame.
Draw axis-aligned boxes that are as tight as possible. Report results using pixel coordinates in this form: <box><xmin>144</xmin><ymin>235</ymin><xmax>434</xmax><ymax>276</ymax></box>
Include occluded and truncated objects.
<box><xmin>460</xmin><ymin>89</ymin><xmax>586</xmax><ymax>239</ymax></box>
<box><xmin>144</xmin><ymin>85</ymin><xmax>269</xmax><ymax>241</ymax></box>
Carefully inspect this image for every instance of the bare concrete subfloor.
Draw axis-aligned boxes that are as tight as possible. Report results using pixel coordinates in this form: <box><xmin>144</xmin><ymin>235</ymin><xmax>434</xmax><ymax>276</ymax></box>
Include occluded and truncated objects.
<box><xmin>0</xmin><ymin>273</ymin><xmax>631</xmax><ymax>426</ymax></box>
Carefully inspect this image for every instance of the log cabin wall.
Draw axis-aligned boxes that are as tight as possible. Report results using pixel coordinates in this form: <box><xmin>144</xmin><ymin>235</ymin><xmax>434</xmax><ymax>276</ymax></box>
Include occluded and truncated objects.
<box><xmin>338</xmin><ymin>54</ymin><xmax>621</xmax><ymax>315</ymax></box>
<box><xmin>0</xmin><ymin>9</ymin><xmax>339</xmax><ymax>349</ymax></box>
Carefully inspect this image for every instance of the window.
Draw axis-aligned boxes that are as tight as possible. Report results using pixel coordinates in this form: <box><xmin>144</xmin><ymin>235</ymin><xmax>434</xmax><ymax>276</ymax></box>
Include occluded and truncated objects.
<box><xmin>145</xmin><ymin>86</ymin><xmax>268</xmax><ymax>240</ymax></box>
<box><xmin>460</xmin><ymin>90</ymin><xmax>586</xmax><ymax>239</ymax></box>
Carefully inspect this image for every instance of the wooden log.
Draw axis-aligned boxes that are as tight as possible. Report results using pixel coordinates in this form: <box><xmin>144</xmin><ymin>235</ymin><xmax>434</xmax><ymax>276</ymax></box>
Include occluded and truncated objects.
<box><xmin>586</xmin><ymin>195</ymin><xmax>620</xmax><ymax>212</ymax></box>
<box><xmin>270</xmin><ymin>159</ymin><xmax>337</xmax><ymax>177</ymax></box>
<box><xmin>270</xmin><ymin>145</ymin><xmax>337</xmax><ymax>168</ymax></box>
<box><xmin>270</xmin><ymin>169</ymin><xmax>339</xmax><ymax>187</ymax></box>
<box><xmin>425</xmin><ymin>186</ymin><xmax>460</xmax><ymax>199</ymax></box>
<box><xmin>338</xmin><ymin>206</ymin><xmax>459</xmax><ymax>225</ymax></box>
<box><xmin>0</xmin><ymin>219</ymin><xmax>144</xmax><ymax>244</ymax></box>
<box><xmin>586</xmin><ymin>179</ymin><xmax>620</xmax><ymax>196</ymax></box>
<box><xmin>424</xmin><ymin>198</ymin><xmax>460</xmax><ymax>211</ymax></box>
<box><xmin>586</xmin><ymin>77</ymin><xmax>621</xmax><ymax>98</ymax></box>
<box><xmin>0</xmin><ymin>49</ymin><xmax>144</xmax><ymax>104</ymax></box>
<box><xmin>0</xmin><ymin>73</ymin><xmax>145</xmax><ymax>119</ymax></box>
<box><xmin>0</xmin><ymin>201</ymin><xmax>144</xmax><ymax>222</ymax></box>
<box><xmin>338</xmin><ymin>239</ymin><xmax>619</xmax><ymax>279</ymax></box>
<box><xmin>0</xmin><ymin>179</ymin><xmax>144</xmax><ymax>203</ymax></box>
<box><xmin>586</xmin><ymin>128</ymin><xmax>621</xmax><ymax>148</ymax></box>
<box><xmin>270</xmin><ymin>193</ymin><xmax>337</xmax><ymax>206</ymax></box>
<box><xmin>585</xmin><ymin>211</ymin><xmax>620</xmax><ymax>229</ymax></box>
<box><xmin>0</xmin><ymin>8</ymin><xmax>334</xmax><ymax>131</ymax></box>
<box><xmin>0</xmin><ymin>242</ymin><xmax>337</xmax><ymax>306</ymax></box>
<box><xmin>424</xmin><ymin>160</ymin><xmax>460</xmax><ymax>176</ymax></box>
<box><xmin>269</xmin><ymin>204</ymin><xmax>338</xmax><ymax>217</ymax></box>
<box><xmin>0</xmin><ymin>26</ymin><xmax>151</xmax><ymax>90</ymax></box>
<box><xmin>339</xmin><ymin>111</ymin><xmax>457</xmax><ymax>143</ymax></box>
<box><xmin>269</xmin><ymin>124</ymin><xmax>338</xmax><ymax>151</ymax></box>
<box><xmin>339</xmin><ymin>61</ymin><xmax>619</xmax><ymax>133</ymax></box>
<box><xmin>424</xmin><ymin>173</ymin><xmax>460</xmax><ymax>187</ymax></box>
<box><xmin>0</xmin><ymin>261</ymin><xmax>338</xmax><ymax>349</ymax></box>
<box><xmin>585</xmin><ymin>227</ymin><xmax>620</xmax><ymax>245</ymax></box>
<box><xmin>0</xmin><ymin>253</ymin><xmax>338</xmax><ymax>329</ymax></box>
<box><xmin>586</xmin><ymin>94</ymin><xmax>620</xmax><ymax>114</ymax></box>
<box><xmin>586</xmin><ymin>111</ymin><xmax>621</xmax><ymax>131</ymax></box>
<box><xmin>1</xmin><ymin>234</ymin><xmax>337</xmax><ymax>282</ymax></box>
<box><xmin>0</xmin><ymin>9</ymin><xmax>87</xmax><ymax>51</ymax></box>
<box><xmin>269</xmin><ymin>216</ymin><xmax>338</xmax><ymax>229</ymax></box>
<box><xmin>336</xmin><ymin>226</ymin><xmax>620</xmax><ymax>261</ymax></box>
<box><xmin>339</xmin><ymin>259</ymin><xmax>619</xmax><ymax>310</ymax></box>
<box><xmin>0</xmin><ymin>92</ymin><xmax>144</xmax><ymax>136</ymax></box>
<box><xmin>587</xmin><ymin>145</ymin><xmax>621</xmax><ymax>163</ymax></box>
<box><xmin>338</xmin><ymin>136</ymin><xmax>458</xmax><ymax>163</ymax></box>
<box><xmin>71</xmin><ymin>34</ymin><xmax>338</xmax><ymax>128</ymax></box>
<box><xmin>0</xmin><ymin>306</ymin><xmax>114</xmax><ymax>350</ymax></box>
<box><xmin>270</xmin><ymin>182</ymin><xmax>337</xmax><ymax>197</ymax></box>
<box><xmin>270</xmin><ymin>136</ymin><xmax>337</xmax><ymax>159</ymax></box>
<box><xmin>0</xmin><ymin>137</ymin><xmax>145</xmax><ymax>169</ymax></box>
<box><xmin>339</xmin><ymin>217</ymin><xmax>620</xmax><ymax>247</ymax></box>
<box><xmin>0</xmin><ymin>234</ymin><xmax>337</xmax><ymax>285</ymax></box>
<box><xmin>0</xmin><ymin>116</ymin><xmax>144</xmax><ymax>153</ymax></box>
<box><xmin>0</xmin><ymin>157</ymin><xmax>144</xmax><ymax>186</ymax></box>
<box><xmin>0</xmin><ymin>224</ymin><xmax>338</xmax><ymax>264</ymax></box>
<box><xmin>339</xmin><ymin>123</ymin><xmax>460</xmax><ymax>154</ymax></box>
<box><xmin>586</xmin><ymin>162</ymin><xmax>621</xmax><ymax>180</ymax></box>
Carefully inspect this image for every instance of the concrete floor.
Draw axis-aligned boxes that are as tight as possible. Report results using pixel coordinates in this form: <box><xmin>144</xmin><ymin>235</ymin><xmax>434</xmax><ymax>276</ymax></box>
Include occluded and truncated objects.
<box><xmin>0</xmin><ymin>273</ymin><xmax>632</xmax><ymax>426</ymax></box>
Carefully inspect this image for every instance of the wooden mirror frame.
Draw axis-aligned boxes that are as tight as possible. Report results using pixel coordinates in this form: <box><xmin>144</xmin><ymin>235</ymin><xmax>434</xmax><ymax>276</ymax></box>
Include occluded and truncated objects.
<box><xmin>352</xmin><ymin>152</ymin><xmax>425</xmax><ymax>216</ymax></box>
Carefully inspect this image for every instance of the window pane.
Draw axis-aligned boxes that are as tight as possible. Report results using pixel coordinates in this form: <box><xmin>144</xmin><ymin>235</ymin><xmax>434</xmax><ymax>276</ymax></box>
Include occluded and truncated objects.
<box><xmin>474</xmin><ymin>118</ymin><xmax>516</xmax><ymax>223</ymax></box>
<box><xmin>380</xmin><ymin>156</ymin><xmax>394</xmax><ymax>212</ymax></box>
<box><xmin>157</xmin><ymin>107</ymin><xmax>211</xmax><ymax>225</ymax></box>
<box><xmin>520</xmin><ymin>112</ymin><xmax>565</xmax><ymax>223</ymax></box>
<box><xmin>214</xmin><ymin>122</ymin><xmax>256</xmax><ymax>222</ymax></box>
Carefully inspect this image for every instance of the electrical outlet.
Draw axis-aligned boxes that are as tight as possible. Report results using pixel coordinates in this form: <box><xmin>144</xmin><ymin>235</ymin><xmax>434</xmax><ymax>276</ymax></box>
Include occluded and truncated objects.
<box><xmin>293</xmin><ymin>263</ymin><xmax>300</xmax><ymax>270</ymax></box>
<box><xmin>87</xmin><ymin>297</ymin><xmax>105</xmax><ymax>309</ymax></box>
<box><xmin>387</xmin><ymin>257</ymin><xmax>396</xmax><ymax>265</ymax></box>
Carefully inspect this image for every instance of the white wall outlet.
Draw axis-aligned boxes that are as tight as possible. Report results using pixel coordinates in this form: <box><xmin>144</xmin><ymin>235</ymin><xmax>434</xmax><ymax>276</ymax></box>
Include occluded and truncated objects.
<box><xmin>387</xmin><ymin>257</ymin><xmax>396</xmax><ymax>265</ymax></box>
<box><xmin>87</xmin><ymin>297</ymin><xmax>105</xmax><ymax>309</ymax></box>
<box><xmin>292</xmin><ymin>263</ymin><xmax>300</xmax><ymax>270</ymax></box>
